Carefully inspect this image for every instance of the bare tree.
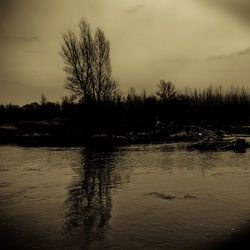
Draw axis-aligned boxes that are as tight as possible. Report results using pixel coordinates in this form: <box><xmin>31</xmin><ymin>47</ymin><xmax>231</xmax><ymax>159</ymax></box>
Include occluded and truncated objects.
<box><xmin>40</xmin><ymin>94</ymin><xmax>47</xmax><ymax>105</ymax></box>
<box><xmin>79</xmin><ymin>19</ymin><xmax>95</xmax><ymax>101</ymax></box>
<box><xmin>60</xmin><ymin>18</ymin><xmax>118</xmax><ymax>103</ymax></box>
<box><xmin>94</xmin><ymin>28</ymin><xmax>112</xmax><ymax>102</ymax></box>
<box><xmin>127</xmin><ymin>87</ymin><xmax>136</xmax><ymax>102</ymax></box>
<box><xmin>156</xmin><ymin>80</ymin><xmax>176</xmax><ymax>101</ymax></box>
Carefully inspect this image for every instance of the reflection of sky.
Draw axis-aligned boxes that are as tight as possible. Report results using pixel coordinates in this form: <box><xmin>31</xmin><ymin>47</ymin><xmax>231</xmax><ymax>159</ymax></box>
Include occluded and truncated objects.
<box><xmin>1</xmin><ymin>0</ymin><xmax>250</xmax><ymax>104</ymax></box>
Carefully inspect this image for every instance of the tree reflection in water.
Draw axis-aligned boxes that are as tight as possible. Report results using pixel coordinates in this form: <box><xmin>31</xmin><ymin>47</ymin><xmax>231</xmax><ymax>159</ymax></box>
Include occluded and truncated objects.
<box><xmin>63</xmin><ymin>147</ymin><xmax>127</xmax><ymax>244</ymax></box>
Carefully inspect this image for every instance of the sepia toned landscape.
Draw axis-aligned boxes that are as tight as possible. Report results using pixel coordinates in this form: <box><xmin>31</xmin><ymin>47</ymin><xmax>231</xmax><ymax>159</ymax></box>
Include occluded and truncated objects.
<box><xmin>1</xmin><ymin>1</ymin><xmax>250</xmax><ymax>249</ymax></box>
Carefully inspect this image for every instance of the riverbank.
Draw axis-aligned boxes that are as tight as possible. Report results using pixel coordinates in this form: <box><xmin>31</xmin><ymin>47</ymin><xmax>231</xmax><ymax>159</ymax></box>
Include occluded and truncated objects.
<box><xmin>1</xmin><ymin>121</ymin><xmax>250</xmax><ymax>151</ymax></box>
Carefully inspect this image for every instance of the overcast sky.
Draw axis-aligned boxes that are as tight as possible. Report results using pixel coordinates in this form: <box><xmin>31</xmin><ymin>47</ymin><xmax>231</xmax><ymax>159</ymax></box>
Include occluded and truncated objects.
<box><xmin>1</xmin><ymin>0</ymin><xmax>250</xmax><ymax>104</ymax></box>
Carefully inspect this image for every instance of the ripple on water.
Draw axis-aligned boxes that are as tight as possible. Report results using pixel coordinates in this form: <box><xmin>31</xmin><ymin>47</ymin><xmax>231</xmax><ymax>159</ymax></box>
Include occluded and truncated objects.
<box><xmin>145</xmin><ymin>192</ymin><xmax>197</xmax><ymax>200</ymax></box>
<box><xmin>0</xmin><ymin>145</ymin><xmax>250</xmax><ymax>249</ymax></box>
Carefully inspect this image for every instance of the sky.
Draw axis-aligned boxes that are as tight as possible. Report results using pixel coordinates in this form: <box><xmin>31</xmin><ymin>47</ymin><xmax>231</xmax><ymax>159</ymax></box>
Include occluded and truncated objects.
<box><xmin>1</xmin><ymin>0</ymin><xmax>250</xmax><ymax>105</ymax></box>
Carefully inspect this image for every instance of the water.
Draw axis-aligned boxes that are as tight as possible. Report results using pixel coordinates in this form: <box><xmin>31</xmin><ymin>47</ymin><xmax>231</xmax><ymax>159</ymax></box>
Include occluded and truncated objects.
<box><xmin>1</xmin><ymin>144</ymin><xmax>250</xmax><ymax>249</ymax></box>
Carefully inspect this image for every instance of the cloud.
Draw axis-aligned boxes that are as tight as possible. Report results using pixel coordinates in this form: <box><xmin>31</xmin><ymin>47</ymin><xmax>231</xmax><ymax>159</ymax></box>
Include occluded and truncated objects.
<box><xmin>198</xmin><ymin>0</ymin><xmax>250</xmax><ymax>24</ymax></box>
<box><xmin>0</xmin><ymin>35</ymin><xmax>40</xmax><ymax>44</ymax></box>
<box><xmin>166</xmin><ymin>57</ymin><xmax>198</xmax><ymax>63</ymax></box>
<box><xmin>0</xmin><ymin>0</ymin><xmax>13</xmax><ymax>17</ymax></box>
<box><xmin>24</xmin><ymin>49</ymin><xmax>43</xmax><ymax>54</ymax></box>
<box><xmin>125</xmin><ymin>4</ymin><xmax>144</xmax><ymax>14</ymax></box>
<box><xmin>207</xmin><ymin>47</ymin><xmax>250</xmax><ymax>61</ymax></box>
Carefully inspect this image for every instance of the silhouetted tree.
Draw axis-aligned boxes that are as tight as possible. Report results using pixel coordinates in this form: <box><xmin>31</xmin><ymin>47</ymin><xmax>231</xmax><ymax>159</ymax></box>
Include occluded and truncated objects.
<box><xmin>60</xmin><ymin>18</ymin><xmax>118</xmax><ymax>103</ymax></box>
<box><xmin>126</xmin><ymin>86</ymin><xmax>136</xmax><ymax>102</ymax></box>
<box><xmin>156</xmin><ymin>80</ymin><xmax>176</xmax><ymax>101</ymax></box>
<box><xmin>40</xmin><ymin>94</ymin><xmax>47</xmax><ymax>105</ymax></box>
<box><xmin>94</xmin><ymin>28</ymin><xmax>112</xmax><ymax>102</ymax></box>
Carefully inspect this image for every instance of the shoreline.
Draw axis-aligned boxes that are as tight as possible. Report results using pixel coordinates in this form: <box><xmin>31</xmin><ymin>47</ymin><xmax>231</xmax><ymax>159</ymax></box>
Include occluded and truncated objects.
<box><xmin>1</xmin><ymin>124</ymin><xmax>250</xmax><ymax>150</ymax></box>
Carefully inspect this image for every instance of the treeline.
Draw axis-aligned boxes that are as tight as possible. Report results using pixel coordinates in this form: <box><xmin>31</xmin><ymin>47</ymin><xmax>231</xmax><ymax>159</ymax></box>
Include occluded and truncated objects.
<box><xmin>1</xmin><ymin>83</ymin><xmax>250</xmax><ymax>134</ymax></box>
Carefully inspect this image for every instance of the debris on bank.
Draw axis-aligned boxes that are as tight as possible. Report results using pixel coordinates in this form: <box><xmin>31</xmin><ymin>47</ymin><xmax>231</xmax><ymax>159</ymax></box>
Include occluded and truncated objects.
<box><xmin>186</xmin><ymin>127</ymin><xmax>249</xmax><ymax>152</ymax></box>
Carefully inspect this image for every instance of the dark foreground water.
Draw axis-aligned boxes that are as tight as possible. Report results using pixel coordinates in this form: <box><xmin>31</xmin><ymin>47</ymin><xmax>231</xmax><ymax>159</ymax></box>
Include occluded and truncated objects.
<box><xmin>1</xmin><ymin>144</ymin><xmax>250</xmax><ymax>249</ymax></box>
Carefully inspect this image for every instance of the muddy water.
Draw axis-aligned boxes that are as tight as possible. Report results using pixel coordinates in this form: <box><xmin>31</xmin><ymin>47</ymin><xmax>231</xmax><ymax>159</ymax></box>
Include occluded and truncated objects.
<box><xmin>1</xmin><ymin>144</ymin><xmax>250</xmax><ymax>249</ymax></box>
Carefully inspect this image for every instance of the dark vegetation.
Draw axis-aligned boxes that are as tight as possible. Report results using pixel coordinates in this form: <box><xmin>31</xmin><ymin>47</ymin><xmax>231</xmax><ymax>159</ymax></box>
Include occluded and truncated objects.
<box><xmin>2</xmin><ymin>82</ymin><xmax>250</xmax><ymax>128</ymax></box>
<box><xmin>1</xmin><ymin>83</ymin><xmax>250</xmax><ymax>146</ymax></box>
<box><xmin>1</xmin><ymin>18</ymin><xmax>250</xmax><ymax>146</ymax></box>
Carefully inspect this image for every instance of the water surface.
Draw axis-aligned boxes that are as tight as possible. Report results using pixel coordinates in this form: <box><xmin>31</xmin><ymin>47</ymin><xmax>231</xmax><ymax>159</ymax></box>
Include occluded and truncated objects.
<box><xmin>1</xmin><ymin>144</ymin><xmax>250</xmax><ymax>249</ymax></box>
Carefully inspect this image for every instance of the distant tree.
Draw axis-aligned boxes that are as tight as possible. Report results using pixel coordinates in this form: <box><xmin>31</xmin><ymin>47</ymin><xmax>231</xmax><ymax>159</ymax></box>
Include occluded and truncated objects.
<box><xmin>156</xmin><ymin>80</ymin><xmax>176</xmax><ymax>101</ymax></box>
<box><xmin>142</xmin><ymin>89</ymin><xmax>147</xmax><ymax>101</ymax></box>
<box><xmin>40</xmin><ymin>94</ymin><xmax>47</xmax><ymax>105</ymax></box>
<box><xmin>127</xmin><ymin>87</ymin><xmax>136</xmax><ymax>102</ymax></box>
<box><xmin>60</xmin><ymin>18</ymin><xmax>118</xmax><ymax>103</ymax></box>
<box><xmin>61</xmin><ymin>95</ymin><xmax>75</xmax><ymax>106</ymax></box>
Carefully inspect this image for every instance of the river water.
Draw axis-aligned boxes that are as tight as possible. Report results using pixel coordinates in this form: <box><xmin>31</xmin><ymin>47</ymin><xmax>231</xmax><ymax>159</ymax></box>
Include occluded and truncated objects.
<box><xmin>1</xmin><ymin>144</ymin><xmax>250</xmax><ymax>249</ymax></box>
